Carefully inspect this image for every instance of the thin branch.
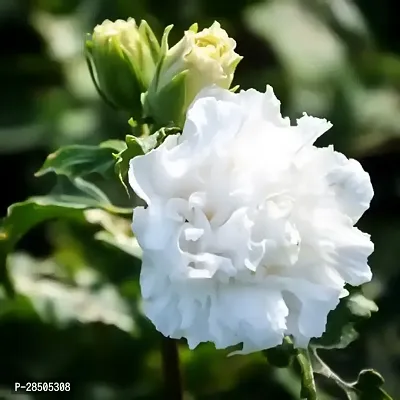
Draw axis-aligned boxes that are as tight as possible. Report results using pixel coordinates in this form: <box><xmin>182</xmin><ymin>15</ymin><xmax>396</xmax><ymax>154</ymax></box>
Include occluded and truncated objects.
<box><xmin>161</xmin><ymin>335</ymin><xmax>183</xmax><ymax>400</ymax></box>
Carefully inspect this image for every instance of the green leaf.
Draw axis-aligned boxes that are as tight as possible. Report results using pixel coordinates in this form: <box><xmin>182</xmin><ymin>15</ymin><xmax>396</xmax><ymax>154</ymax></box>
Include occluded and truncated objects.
<box><xmin>6</xmin><ymin>253</ymin><xmax>135</xmax><ymax>332</ymax></box>
<box><xmin>100</xmin><ymin>139</ymin><xmax>127</xmax><ymax>153</ymax></box>
<box><xmin>0</xmin><ymin>196</ymin><xmax>88</xmax><ymax>251</ymax></box>
<box><xmin>354</xmin><ymin>370</ymin><xmax>393</xmax><ymax>400</ymax></box>
<box><xmin>147</xmin><ymin>24</ymin><xmax>173</xmax><ymax>96</ymax></box>
<box><xmin>0</xmin><ymin>196</ymin><xmax>88</xmax><ymax>295</ymax></box>
<box><xmin>188</xmin><ymin>23</ymin><xmax>198</xmax><ymax>33</ymax></box>
<box><xmin>72</xmin><ymin>177</ymin><xmax>111</xmax><ymax>206</ymax></box>
<box><xmin>310</xmin><ymin>349</ymin><xmax>393</xmax><ymax>400</ymax></box>
<box><xmin>115</xmin><ymin>127</ymin><xmax>181</xmax><ymax>194</ymax></box>
<box><xmin>138</xmin><ymin>20</ymin><xmax>161</xmax><ymax>66</ymax></box>
<box><xmin>35</xmin><ymin>141</ymin><xmax>122</xmax><ymax>179</ymax></box>
<box><xmin>0</xmin><ymin>293</ymin><xmax>37</xmax><ymax>319</ymax></box>
<box><xmin>347</xmin><ymin>293</ymin><xmax>378</xmax><ymax>317</ymax></box>
<box><xmin>312</xmin><ymin>288</ymin><xmax>378</xmax><ymax>349</ymax></box>
<box><xmin>159</xmin><ymin>25</ymin><xmax>174</xmax><ymax>60</ymax></box>
<box><xmin>114</xmin><ymin>136</ymin><xmax>144</xmax><ymax>194</ymax></box>
<box><xmin>0</xmin><ymin>178</ymin><xmax>129</xmax><ymax>253</ymax></box>
<box><xmin>0</xmin><ymin>181</ymin><xmax>131</xmax><ymax>293</ymax></box>
<box><xmin>95</xmin><ymin>231</ymin><xmax>142</xmax><ymax>259</ymax></box>
<box><xmin>146</xmin><ymin>69</ymin><xmax>189</xmax><ymax>127</ymax></box>
<box><xmin>83</xmin><ymin>209</ymin><xmax>141</xmax><ymax>259</ymax></box>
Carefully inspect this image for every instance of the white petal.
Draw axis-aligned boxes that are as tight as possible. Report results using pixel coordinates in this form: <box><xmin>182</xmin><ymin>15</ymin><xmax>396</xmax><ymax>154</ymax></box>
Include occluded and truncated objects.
<box><xmin>184</xmin><ymin>227</ymin><xmax>204</xmax><ymax>241</ymax></box>
<box><xmin>326</xmin><ymin>152</ymin><xmax>373</xmax><ymax>223</ymax></box>
<box><xmin>182</xmin><ymin>94</ymin><xmax>244</xmax><ymax>148</ymax></box>
<box><xmin>140</xmin><ymin>252</ymin><xmax>169</xmax><ymax>298</ymax></box>
<box><xmin>309</xmin><ymin>209</ymin><xmax>373</xmax><ymax>286</ymax></box>
<box><xmin>191</xmin><ymin>84</ymin><xmax>236</xmax><ymax>104</ymax></box>
<box><xmin>295</xmin><ymin>113</ymin><xmax>333</xmax><ymax>149</ymax></box>
<box><xmin>237</xmin><ymin>85</ymin><xmax>291</xmax><ymax>127</ymax></box>
<box><xmin>283</xmin><ymin>283</ymin><xmax>341</xmax><ymax>347</ymax></box>
<box><xmin>210</xmin><ymin>285</ymin><xmax>287</xmax><ymax>353</ymax></box>
<box><xmin>326</xmin><ymin>225</ymin><xmax>373</xmax><ymax>286</ymax></box>
<box><xmin>132</xmin><ymin>205</ymin><xmax>180</xmax><ymax>251</ymax></box>
<box><xmin>128</xmin><ymin>135</ymin><xmax>181</xmax><ymax>204</ymax></box>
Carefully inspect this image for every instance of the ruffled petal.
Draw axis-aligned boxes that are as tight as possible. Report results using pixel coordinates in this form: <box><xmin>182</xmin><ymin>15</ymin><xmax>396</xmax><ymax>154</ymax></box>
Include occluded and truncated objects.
<box><xmin>283</xmin><ymin>282</ymin><xmax>341</xmax><ymax>347</ymax></box>
<box><xmin>326</xmin><ymin>152</ymin><xmax>374</xmax><ymax>223</ymax></box>
<box><xmin>210</xmin><ymin>285</ymin><xmax>288</xmax><ymax>354</ymax></box>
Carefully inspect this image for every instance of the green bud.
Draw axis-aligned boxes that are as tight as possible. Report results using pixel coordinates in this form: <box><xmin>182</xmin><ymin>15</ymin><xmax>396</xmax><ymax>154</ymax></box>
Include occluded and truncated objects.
<box><xmin>86</xmin><ymin>18</ymin><xmax>160</xmax><ymax>118</ymax></box>
<box><xmin>144</xmin><ymin>21</ymin><xmax>243</xmax><ymax>127</ymax></box>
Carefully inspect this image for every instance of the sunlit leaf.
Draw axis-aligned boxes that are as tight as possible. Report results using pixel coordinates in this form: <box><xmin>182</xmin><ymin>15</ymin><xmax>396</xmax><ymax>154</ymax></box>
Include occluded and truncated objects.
<box><xmin>35</xmin><ymin>141</ymin><xmax>123</xmax><ymax>179</ymax></box>
<box><xmin>100</xmin><ymin>139</ymin><xmax>127</xmax><ymax>153</ymax></box>
<box><xmin>72</xmin><ymin>177</ymin><xmax>112</xmax><ymax>205</ymax></box>
<box><xmin>95</xmin><ymin>231</ymin><xmax>142</xmax><ymax>259</ymax></box>
<box><xmin>84</xmin><ymin>209</ymin><xmax>140</xmax><ymax>259</ymax></box>
<box><xmin>6</xmin><ymin>253</ymin><xmax>134</xmax><ymax>332</ymax></box>
<box><xmin>0</xmin><ymin>196</ymin><xmax>87</xmax><ymax>251</ymax></box>
<box><xmin>312</xmin><ymin>289</ymin><xmax>378</xmax><ymax>349</ymax></box>
<box><xmin>0</xmin><ymin>185</ymin><xmax>131</xmax><ymax>276</ymax></box>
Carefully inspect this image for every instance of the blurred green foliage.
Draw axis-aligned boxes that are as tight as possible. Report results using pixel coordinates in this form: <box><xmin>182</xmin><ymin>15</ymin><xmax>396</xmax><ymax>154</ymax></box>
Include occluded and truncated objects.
<box><xmin>0</xmin><ymin>0</ymin><xmax>399</xmax><ymax>398</ymax></box>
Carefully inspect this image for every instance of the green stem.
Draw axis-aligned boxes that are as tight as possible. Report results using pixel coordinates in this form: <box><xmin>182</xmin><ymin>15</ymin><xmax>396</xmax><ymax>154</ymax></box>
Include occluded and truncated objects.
<box><xmin>140</xmin><ymin>123</ymin><xmax>150</xmax><ymax>137</ymax></box>
<box><xmin>0</xmin><ymin>255</ymin><xmax>15</xmax><ymax>298</ymax></box>
<box><xmin>296</xmin><ymin>348</ymin><xmax>318</xmax><ymax>400</ymax></box>
<box><xmin>161</xmin><ymin>336</ymin><xmax>183</xmax><ymax>400</ymax></box>
<box><xmin>310</xmin><ymin>349</ymin><xmax>356</xmax><ymax>400</ymax></box>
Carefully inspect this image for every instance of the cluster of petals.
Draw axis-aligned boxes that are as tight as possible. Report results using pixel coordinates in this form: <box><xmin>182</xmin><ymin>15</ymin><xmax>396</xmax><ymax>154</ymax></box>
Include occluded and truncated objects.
<box><xmin>129</xmin><ymin>85</ymin><xmax>374</xmax><ymax>354</ymax></box>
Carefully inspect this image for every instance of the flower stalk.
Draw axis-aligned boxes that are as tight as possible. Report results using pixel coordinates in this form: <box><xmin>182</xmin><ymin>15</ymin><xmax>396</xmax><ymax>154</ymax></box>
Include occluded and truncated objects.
<box><xmin>161</xmin><ymin>336</ymin><xmax>183</xmax><ymax>400</ymax></box>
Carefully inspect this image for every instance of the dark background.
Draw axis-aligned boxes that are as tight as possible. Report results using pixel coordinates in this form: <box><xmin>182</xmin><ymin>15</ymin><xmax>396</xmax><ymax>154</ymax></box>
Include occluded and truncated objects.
<box><xmin>0</xmin><ymin>0</ymin><xmax>399</xmax><ymax>398</ymax></box>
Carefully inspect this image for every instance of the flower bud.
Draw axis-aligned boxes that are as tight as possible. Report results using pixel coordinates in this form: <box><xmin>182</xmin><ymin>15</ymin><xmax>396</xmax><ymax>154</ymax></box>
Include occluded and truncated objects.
<box><xmin>144</xmin><ymin>21</ymin><xmax>242</xmax><ymax>126</ymax></box>
<box><xmin>86</xmin><ymin>18</ymin><xmax>160</xmax><ymax>118</ymax></box>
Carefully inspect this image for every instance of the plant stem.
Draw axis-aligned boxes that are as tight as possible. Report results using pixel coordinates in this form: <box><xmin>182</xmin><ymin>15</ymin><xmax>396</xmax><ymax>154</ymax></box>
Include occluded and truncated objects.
<box><xmin>310</xmin><ymin>348</ymin><xmax>356</xmax><ymax>400</ymax></box>
<box><xmin>296</xmin><ymin>348</ymin><xmax>317</xmax><ymax>400</ymax></box>
<box><xmin>161</xmin><ymin>335</ymin><xmax>183</xmax><ymax>400</ymax></box>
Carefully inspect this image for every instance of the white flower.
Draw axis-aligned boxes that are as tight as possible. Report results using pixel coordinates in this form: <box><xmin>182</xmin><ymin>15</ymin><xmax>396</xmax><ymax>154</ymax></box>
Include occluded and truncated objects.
<box><xmin>128</xmin><ymin>85</ymin><xmax>374</xmax><ymax>354</ymax></box>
